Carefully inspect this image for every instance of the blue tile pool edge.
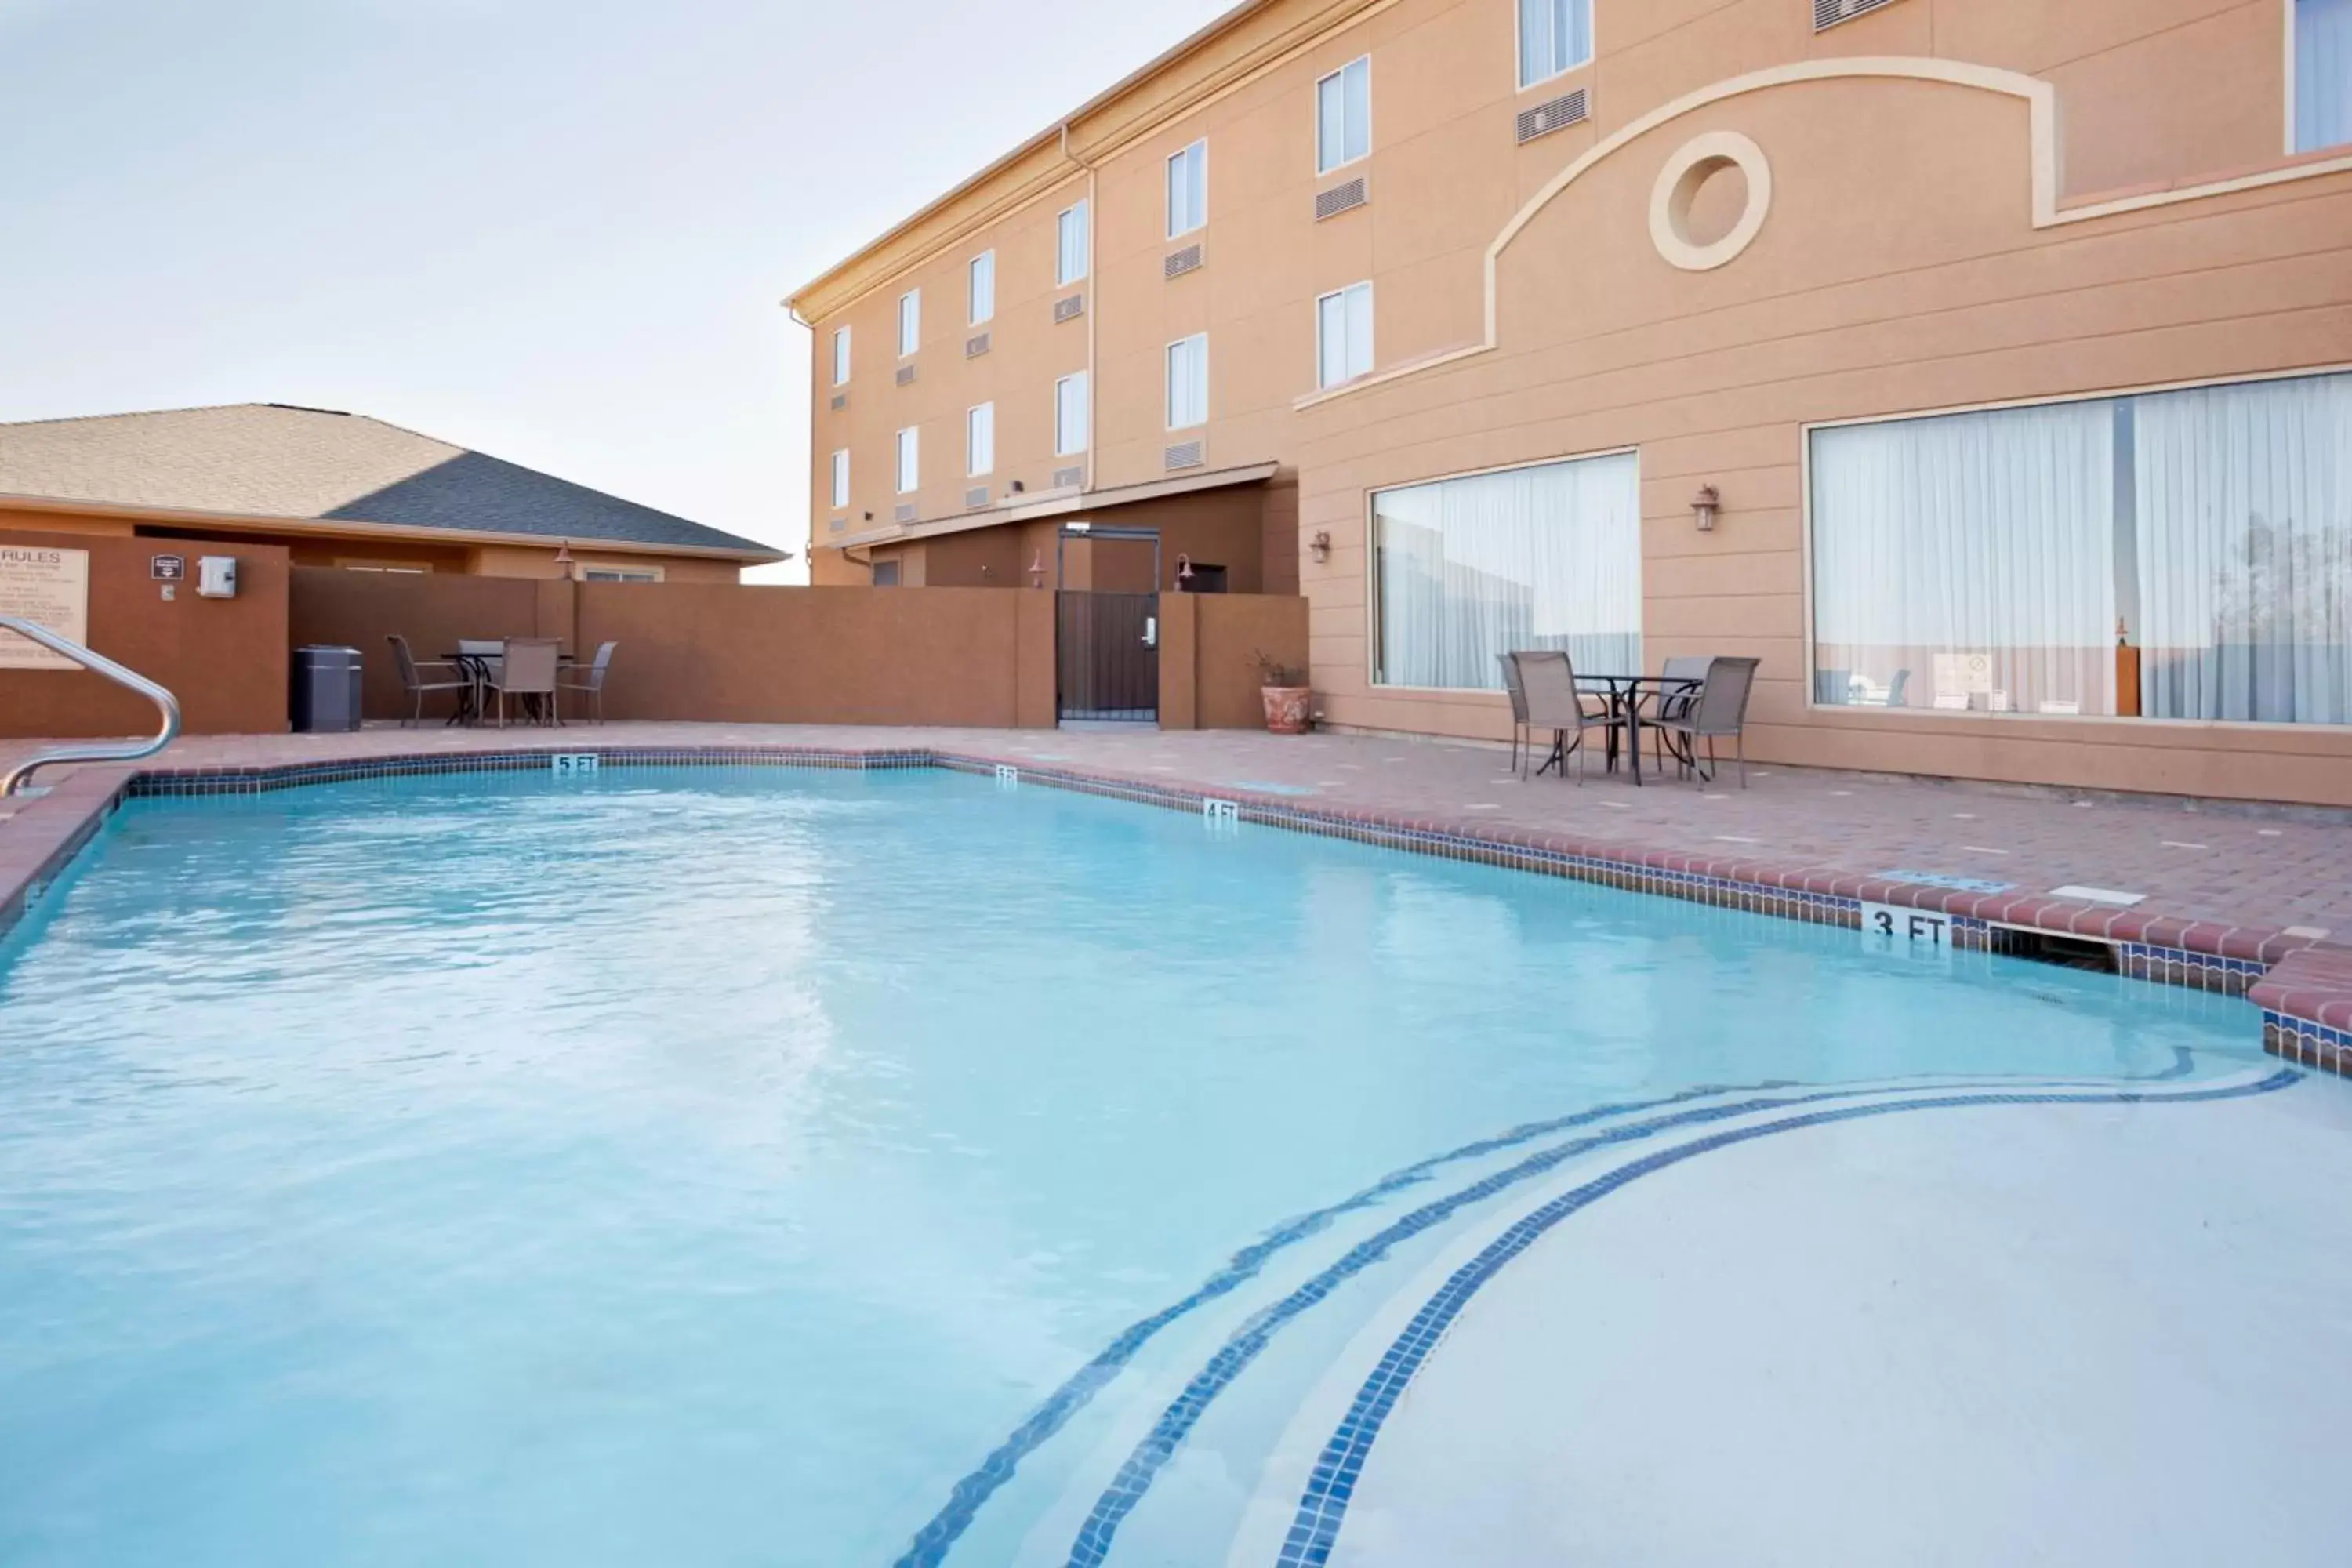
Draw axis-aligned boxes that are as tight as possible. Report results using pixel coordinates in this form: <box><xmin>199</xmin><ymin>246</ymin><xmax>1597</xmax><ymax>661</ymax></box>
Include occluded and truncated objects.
<box><xmin>0</xmin><ymin>744</ymin><xmax>2331</xmax><ymax>1074</ymax></box>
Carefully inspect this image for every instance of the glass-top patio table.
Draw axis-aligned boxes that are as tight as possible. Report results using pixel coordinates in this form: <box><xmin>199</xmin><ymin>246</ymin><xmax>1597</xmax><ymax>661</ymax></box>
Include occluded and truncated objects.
<box><xmin>1566</xmin><ymin>673</ymin><xmax>1703</xmax><ymax>786</ymax></box>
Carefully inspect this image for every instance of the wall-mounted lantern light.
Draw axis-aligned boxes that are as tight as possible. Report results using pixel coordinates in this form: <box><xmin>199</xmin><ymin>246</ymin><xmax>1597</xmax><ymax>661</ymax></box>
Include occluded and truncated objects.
<box><xmin>1691</xmin><ymin>485</ymin><xmax>1720</xmax><ymax>532</ymax></box>
<box><xmin>1027</xmin><ymin>550</ymin><xmax>1047</xmax><ymax>588</ymax></box>
<box><xmin>1310</xmin><ymin>529</ymin><xmax>1331</xmax><ymax>564</ymax></box>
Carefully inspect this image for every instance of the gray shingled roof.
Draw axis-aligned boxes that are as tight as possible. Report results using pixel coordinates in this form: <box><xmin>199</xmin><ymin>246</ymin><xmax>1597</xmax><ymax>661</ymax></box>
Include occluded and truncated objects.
<box><xmin>0</xmin><ymin>403</ymin><xmax>778</xmax><ymax>558</ymax></box>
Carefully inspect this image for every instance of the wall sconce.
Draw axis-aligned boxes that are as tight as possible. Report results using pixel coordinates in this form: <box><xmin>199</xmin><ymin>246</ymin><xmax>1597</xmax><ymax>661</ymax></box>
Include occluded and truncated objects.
<box><xmin>862</xmin><ymin>510</ymin><xmax>874</xmax><ymax>522</ymax></box>
<box><xmin>1691</xmin><ymin>485</ymin><xmax>1719</xmax><ymax>532</ymax></box>
<box><xmin>1011</xmin><ymin>479</ymin><xmax>1026</xmax><ymax>494</ymax></box>
<box><xmin>1027</xmin><ymin>550</ymin><xmax>1047</xmax><ymax>588</ymax></box>
<box><xmin>553</xmin><ymin>541</ymin><xmax>575</xmax><ymax>580</ymax></box>
<box><xmin>1309</xmin><ymin>530</ymin><xmax>1331</xmax><ymax>564</ymax></box>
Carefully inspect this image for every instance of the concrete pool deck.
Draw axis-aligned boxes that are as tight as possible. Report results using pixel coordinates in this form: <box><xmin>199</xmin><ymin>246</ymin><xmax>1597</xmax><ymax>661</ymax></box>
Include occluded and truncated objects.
<box><xmin>4</xmin><ymin>720</ymin><xmax>2350</xmax><ymax>1069</ymax></box>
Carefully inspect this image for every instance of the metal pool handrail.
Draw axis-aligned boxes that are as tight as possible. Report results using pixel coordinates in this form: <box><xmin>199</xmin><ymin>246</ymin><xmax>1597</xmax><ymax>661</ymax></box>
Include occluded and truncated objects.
<box><xmin>0</xmin><ymin>615</ymin><xmax>181</xmax><ymax>797</ymax></box>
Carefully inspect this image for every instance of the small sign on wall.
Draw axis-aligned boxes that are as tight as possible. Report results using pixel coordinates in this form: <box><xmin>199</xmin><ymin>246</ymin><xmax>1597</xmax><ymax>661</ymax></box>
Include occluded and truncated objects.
<box><xmin>151</xmin><ymin>554</ymin><xmax>186</xmax><ymax>581</ymax></box>
<box><xmin>550</xmin><ymin>753</ymin><xmax>601</xmax><ymax>776</ymax></box>
<box><xmin>0</xmin><ymin>546</ymin><xmax>91</xmax><ymax>670</ymax></box>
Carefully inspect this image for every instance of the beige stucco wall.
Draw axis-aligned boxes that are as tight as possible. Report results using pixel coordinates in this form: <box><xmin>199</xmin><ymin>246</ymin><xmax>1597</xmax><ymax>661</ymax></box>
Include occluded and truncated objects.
<box><xmin>798</xmin><ymin>0</ymin><xmax>2352</xmax><ymax>803</ymax></box>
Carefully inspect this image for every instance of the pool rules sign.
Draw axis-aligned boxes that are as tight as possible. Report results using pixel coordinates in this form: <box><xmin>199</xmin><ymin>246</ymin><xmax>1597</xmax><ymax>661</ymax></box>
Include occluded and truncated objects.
<box><xmin>0</xmin><ymin>546</ymin><xmax>90</xmax><ymax>670</ymax></box>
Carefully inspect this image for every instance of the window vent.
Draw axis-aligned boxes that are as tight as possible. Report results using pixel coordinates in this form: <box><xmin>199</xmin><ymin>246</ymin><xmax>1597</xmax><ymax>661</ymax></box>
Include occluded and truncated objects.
<box><xmin>1052</xmin><ymin>465</ymin><xmax>1085</xmax><ymax>489</ymax></box>
<box><xmin>1164</xmin><ymin>440</ymin><xmax>1205</xmax><ymax>471</ymax></box>
<box><xmin>1164</xmin><ymin>242</ymin><xmax>1203</xmax><ymax>280</ymax></box>
<box><xmin>829</xmin><ymin>393</ymin><xmax>848</xmax><ymax>412</ymax></box>
<box><xmin>1813</xmin><ymin>0</ymin><xmax>1896</xmax><ymax>30</ymax></box>
<box><xmin>1053</xmin><ymin>292</ymin><xmax>1086</xmax><ymax>323</ymax></box>
<box><xmin>1515</xmin><ymin>89</ymin><xmax>1589</xmax><ymax>144</ymax></box>
<box><xmin>828</xmin><ymin>517</ymin><xmax>847</xmax><ymax>533</ymax></box>
<box><xmin>1315</xmin><ymin>177</ymin><xmax>1369</xmax><ymax>221</ymax></box>
<box><xmin>964</xmin><ymin>485</ymin><xmax>989</xmax><ymax>509</ymax></box>
<box><xmin>894</xmin><ymin>502</ymin><xmax>918</xmax><ymax>523</ymax></box>
<box><xmin>895</xmin><ymin>364</ymin><xmax>917</xmax><ymax>387</ymax></box>
<box><xmin>965</xmin><ymin>332</ymin><xmax>990</xmax><ymax>358</ymax></box>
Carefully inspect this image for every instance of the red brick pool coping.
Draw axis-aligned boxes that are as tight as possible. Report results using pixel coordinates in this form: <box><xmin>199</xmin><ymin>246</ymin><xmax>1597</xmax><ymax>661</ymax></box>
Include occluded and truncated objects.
<box><xmin>3</xmin><ymin>734</ymin><xmax>2347</xmax><ymax>1079</ymax></box>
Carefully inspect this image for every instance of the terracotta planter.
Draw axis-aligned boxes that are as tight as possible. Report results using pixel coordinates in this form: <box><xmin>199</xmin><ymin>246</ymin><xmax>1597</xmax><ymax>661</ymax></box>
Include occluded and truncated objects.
<box><xmin>1261</xmin><ymin>684</ymin><xmax>1312</xmax><ymax>735</ymax></box>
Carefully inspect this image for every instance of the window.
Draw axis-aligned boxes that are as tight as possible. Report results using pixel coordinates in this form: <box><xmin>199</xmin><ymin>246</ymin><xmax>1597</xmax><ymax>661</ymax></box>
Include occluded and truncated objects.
<box><xmin>1055</xmin><ymin>372</ymin><xmax>1090</xmax><ymax>456</ymax></box>
<box><xmin>1317</xmin><ymin>56</ymin><xmax>1371</xmax><ymax>173</ymax></box>
<box><xmin>1316</xmin><ymin>281</ymin><xmax>1374</xmax><ymax>388</ymax></box>
<box><xmin>1166</xmin><ymin>334</ymin><xmax>1209</xmax><ymax>430</ymax></box>
<box><xmin>968</xmin><ymin>251</ymin><xmax>996</xmax><ymax>325</ymax></box>
<box><xmin>1166</xmin><ymin>139</ymin><xmax>1208</xmax><ymax>238</ymax></box>
<box><xmin>830</xmin><ymin>448</ymin><xmax>850</xmax><ymax>510</ymax></box>
<box><xmin>2298</xmin><ymin>0</ymin><xmax>2352</xmax><ymax>152</ymax></box>
<box><xmin>1809</xmin><ymin>369</ymin><xmax>2352</xmax><ymax>724</ymax></box>
<box><xmin>1373</xmin><ymin>450</ymin><xmax>1642</xmax><ymax>688</ymax></box>
<box><xmin>967</xmin><ymin>402</ymin><xmax>995</xmax><ymax>477</ymax></box>
<box><xmin>872</xmin><ymin>559</ymin><xmax>902</xmax><ymax>587</ymax></box>
<box><xmin>895</xmin><ymin>426</ymin><xmax>920</xmax><ymax>494</ymax></box>
<box><xmin>1057</xmin><ymin>201</ymin><xmax>1090</xmax><ymax>286</ymax></box>
<box><xmin>831</xmin><ymin>326</ymin><xmax>851</xmax><ymax>387</ymax></box>
<box><xmin>898</xmin><ymin>290</ymin><xmax>920</xmax><ymax>357</ymax></box>
<box><xmin>582</xmin><ymin>564</ymin><xmax>665</xmax><ymax>583</ymax></box>
<box><xmin>1517</xmin><ymin>0</ymin><xmax>1592</xmax><ymax>90</ymax></box>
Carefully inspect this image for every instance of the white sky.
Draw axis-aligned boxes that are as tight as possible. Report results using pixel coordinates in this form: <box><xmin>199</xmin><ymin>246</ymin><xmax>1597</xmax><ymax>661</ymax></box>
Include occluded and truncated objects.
<box><xmin>0</xmin><ymin>0</ymin><xmax>1238</xmax><ymax>580</ymax></box>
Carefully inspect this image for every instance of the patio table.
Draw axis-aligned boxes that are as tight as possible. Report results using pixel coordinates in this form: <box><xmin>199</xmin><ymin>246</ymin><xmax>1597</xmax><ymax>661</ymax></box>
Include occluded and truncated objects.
<box><xmin>1571</xmin><ymin>673</ymin><xmax>1702</xmax><ymax>786</ymax></box>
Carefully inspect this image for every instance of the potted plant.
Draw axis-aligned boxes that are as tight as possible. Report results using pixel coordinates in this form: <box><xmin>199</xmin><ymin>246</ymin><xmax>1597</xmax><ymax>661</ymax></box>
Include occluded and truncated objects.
<box><xmin>1254</xmin><ymin>650</ymin><xmax>1312</xmax><ymax>735</ymax></box>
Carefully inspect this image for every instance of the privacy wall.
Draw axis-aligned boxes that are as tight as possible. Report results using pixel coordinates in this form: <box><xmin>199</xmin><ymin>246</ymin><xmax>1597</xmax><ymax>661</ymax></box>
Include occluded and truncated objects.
<box><xmin>0</xmin><ymin>528</ymin><xmax>289</xmax><ymax>737</ymax></box>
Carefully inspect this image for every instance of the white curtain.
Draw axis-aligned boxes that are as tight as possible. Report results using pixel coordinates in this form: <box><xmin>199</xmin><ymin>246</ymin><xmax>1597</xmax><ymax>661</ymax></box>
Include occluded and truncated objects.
<box><xmin>1374</xmin><ymin>451</ymin><xmax>1641</xmax><ymax>689</ymax></box>
<box><xmin>2300</xmin><ymin>0</ymin><xmax>2352</xmax><ymax>153</ymax></box>
<box><xmin>1811</xmin><ymin>404</ymin><xmax>2115</xmax><ymax>711</ymax></box>
<box><xmin>1517</xmin><ymin>0</ymin><xmax>1592</xmax><ymax>87</ymax></box>
<box><xmin>2135</xmin><ymin>373</ymin><xmax>2352</xmax><ymax>724</ymax></box>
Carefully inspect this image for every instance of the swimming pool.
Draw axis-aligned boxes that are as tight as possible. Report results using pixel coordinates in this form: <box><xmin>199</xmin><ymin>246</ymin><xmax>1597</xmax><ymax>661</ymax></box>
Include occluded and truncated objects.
<box><xmin>2</xmin><ymin>766</ymin><xmax>2345</xmax><ymax>1565</ymax></box>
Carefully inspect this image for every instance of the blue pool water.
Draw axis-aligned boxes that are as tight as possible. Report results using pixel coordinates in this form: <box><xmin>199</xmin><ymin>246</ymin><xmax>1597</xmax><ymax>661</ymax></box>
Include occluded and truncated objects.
<box><xmin>0</xmin><ymin>768</ymin><xmax>2274</xmax><ymax>1565</ymax></box>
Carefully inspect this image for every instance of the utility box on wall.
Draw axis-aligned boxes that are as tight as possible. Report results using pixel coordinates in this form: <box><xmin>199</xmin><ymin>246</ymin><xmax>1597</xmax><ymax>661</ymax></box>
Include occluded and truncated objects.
<box><xmin>197</xmin><ymin>556</ymin><xmax>238</xmax><ymax>599</ymax></box>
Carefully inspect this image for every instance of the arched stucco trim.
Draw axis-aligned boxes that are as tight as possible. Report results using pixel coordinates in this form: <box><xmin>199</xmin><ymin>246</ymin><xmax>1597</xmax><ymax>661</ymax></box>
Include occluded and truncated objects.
<box><xmin>1295</xmin><ymin>56</ymin><xmax>2352</xmax><ymax>410</ymax></box>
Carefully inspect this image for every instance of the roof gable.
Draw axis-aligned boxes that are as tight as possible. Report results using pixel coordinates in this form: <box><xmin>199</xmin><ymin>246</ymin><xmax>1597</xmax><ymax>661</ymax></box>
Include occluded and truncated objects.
<box><xmin>0</xmin><ymin>403</ymin><xmax>775</xmax><ymax>558</ymax></box>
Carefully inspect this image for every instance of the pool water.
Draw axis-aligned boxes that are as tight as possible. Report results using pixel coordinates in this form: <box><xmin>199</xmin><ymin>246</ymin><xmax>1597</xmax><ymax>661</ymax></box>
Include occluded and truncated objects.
<box><xmin>0</xmin><ymin>768</ymin><xmax>2288</xmax><ymax>1565</ymax></box>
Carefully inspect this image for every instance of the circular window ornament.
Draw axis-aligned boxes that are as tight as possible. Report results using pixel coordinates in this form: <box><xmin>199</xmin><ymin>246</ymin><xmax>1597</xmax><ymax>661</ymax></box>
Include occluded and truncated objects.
<box><xmin>1649</xmin><ymin>131</ymin><xmax>1773</xmax><ymax>272</ymax></box>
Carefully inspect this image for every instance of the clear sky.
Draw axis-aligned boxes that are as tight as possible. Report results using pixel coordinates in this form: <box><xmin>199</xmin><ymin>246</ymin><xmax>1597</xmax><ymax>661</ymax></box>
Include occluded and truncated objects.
<box><xmin>0</xmin><ymin>0</ymin><xmax>1238</xmax><ymax>578</ymax></box>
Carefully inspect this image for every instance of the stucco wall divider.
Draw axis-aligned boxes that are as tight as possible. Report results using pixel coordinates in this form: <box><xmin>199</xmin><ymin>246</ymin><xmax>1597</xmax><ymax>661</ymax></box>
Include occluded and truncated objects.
<box><xmin>1294</xmin><ymin>56</ymin><xmax>2352</xmax><ymax>412</ymax></box>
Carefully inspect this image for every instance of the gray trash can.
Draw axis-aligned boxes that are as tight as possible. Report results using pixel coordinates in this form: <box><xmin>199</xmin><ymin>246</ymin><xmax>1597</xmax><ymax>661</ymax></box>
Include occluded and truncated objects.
<box><xmin>291</xmin><ymin>644</ymin><xmax>364</xmax><ymax>732</ymax></box>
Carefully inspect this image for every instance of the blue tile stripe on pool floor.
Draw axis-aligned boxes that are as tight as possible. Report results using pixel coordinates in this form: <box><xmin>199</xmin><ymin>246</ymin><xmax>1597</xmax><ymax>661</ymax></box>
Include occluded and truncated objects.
<box><xmin>1272</xmin><ymin>1068</ymin><xmax>2305</xmax><ymax>1568</ymax></box>
<box><xmin>895</xmin><ymin>1057</ymin><xmax>2194</xmax><ymax>1566</ymax></box>
<box><xmin>887</xmin><ymin>1078</ymin><xmax>1796</xmax><ymax>1567</ymax></box>
<box><xmin>1054</xmin><ymin>1058</ymin><xmax>2208</xmax><ymax>1568</ymax></box>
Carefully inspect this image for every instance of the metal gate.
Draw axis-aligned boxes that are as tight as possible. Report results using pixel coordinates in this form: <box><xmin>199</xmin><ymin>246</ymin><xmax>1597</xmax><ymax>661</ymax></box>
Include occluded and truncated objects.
<box><xmin>1056</xmin><ymin>590</ymin><xmax>1160</xmax><ymax>722</ymax></box>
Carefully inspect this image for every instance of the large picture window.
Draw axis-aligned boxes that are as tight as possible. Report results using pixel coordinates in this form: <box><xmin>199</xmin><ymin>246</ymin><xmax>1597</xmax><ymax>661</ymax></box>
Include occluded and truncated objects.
<box><xmin>1373</xmin><ymin>450</ymin><xmax>1642</xmax><ymax>689</ymax></box>
<box><xmin>1809</xmin><ymin>370</ymin><xmax>2352</xmax><ymax>725</ymax></box>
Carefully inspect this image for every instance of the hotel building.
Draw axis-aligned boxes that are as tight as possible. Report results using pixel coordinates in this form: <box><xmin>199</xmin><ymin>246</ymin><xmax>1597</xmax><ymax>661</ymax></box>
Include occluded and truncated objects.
<box><xmin>789</xmin><ymin>0</ymin><xmax>2352</xmax><ymax>804</ymax></box>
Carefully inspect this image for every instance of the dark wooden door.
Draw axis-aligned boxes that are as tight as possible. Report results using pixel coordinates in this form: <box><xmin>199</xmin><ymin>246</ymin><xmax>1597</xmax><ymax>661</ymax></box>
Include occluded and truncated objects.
<box><xmin>1056</xmin><ymin>591</ymin><xmax>1159</xmax><ymax>722</ymax></box>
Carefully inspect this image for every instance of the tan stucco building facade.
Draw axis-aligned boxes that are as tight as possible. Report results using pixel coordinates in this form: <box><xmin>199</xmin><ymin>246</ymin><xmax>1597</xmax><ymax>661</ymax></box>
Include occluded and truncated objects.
<box><xmin>791</xmin><ymin>0</ymin><xmax>2352</xmax><ymax>805</ymax></box>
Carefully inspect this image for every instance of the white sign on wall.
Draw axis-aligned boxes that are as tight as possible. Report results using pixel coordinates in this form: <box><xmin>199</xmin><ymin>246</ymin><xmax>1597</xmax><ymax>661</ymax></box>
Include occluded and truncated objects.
<box><xmin>0</xmin><ymin>546</ymin><xmax>91</xmax><ymax>670</ymax></box>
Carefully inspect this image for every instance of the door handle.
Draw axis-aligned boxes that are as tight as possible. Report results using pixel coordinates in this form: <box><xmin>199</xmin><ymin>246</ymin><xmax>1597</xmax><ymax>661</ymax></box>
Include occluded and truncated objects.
<box><xmin>1142</xmin><ymin>616</ymin><xmax>1158</xmax><ymax>649</ymax></box>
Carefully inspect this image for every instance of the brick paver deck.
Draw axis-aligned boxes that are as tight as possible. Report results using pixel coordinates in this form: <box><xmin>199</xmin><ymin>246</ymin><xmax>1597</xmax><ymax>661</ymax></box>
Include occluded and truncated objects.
<box><xmin>5</xmin><ymin>722</ymin><xmax>2348</xmax><ymax>1069</ymax></box>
